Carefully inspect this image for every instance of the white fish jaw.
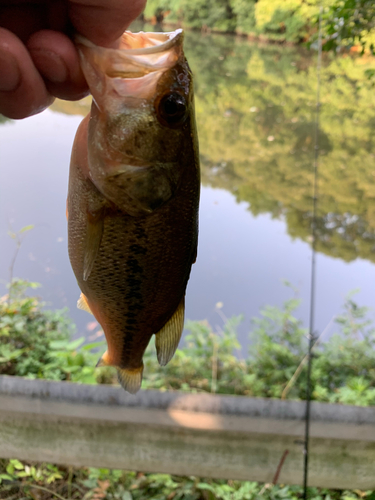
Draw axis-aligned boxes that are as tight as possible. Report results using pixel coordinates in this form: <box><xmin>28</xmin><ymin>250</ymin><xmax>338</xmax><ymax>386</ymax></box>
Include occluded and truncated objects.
<box><xmin>76</xmin><ymin>30</ymin><xmax>185</xmax><ymax>108</ymax></box>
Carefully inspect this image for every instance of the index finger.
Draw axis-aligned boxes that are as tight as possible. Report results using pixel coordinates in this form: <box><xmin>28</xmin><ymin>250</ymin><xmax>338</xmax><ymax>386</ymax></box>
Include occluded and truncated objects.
<box><xmin>68</xmin><ymin>0</ymin><xmax>147</xmax><ymax>47</ymax></box>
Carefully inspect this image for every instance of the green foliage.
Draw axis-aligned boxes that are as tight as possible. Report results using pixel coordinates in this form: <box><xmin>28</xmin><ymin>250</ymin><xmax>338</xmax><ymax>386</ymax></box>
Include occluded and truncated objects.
<box><xmin>144</xmin><ymin>0</ymin><xmax>320</xmax><ymax>40</ymax></box>
<box><xmin>0</xmin><ymin>279</ymin><xmax>107</xmax><ymax>384</ymax></box>
<box><xmin>143</xmin><ymin>315</ymin><xmax>246</xmax><ymax>394</ymax></box>
<box><xmin>145</xmin><ymin>0</ymin><xmax>237</xmax><ymax>32</ymax></box>
<box><xmin>2</xmin><ymin>280</ymin><xmax>375</xmax><ymax>407</ymax></box>
<box><xmin>246</xmin><ymin>297</ymin><xmax>309</xmax><ymax>399</ymax></box>
<box><xmin>0</xmin><ymin>459</ymin><xmax>63</xmax><ymax>485</ymax></box>
<box><xmin>323</xmin><ymin>0</ymin><xmax>375</xmax><ymax>54</ymax></box>
<box><xmin>141</xmin><ymin>291</ymin><xmax>375</xmax><ymax>406</ymax></box>
<box><xmin>255</xmin><ymin>0</ymin><xmax>319</xmax><ymax>42</ymax></box>
<box><xmin>142</xmin><ymin>0</ymin><xmax>375</xmax><ymax>47</ymax></box>
<box><xmin>2</xmin><ymin>282</ymin><xmax>375</xmax><ymax>498</ymax></box>
<box><xmin>312</xmin><ymin>294</ymin><xmax>375</xmax><ymax>405</ymax></box>
<box><xmin>1</xmin><ymin>459</ymin><xmax>374</xmax><ymax>500</ymax></box>
<box><xmin>229</xmin><ymin>0</ymin><xmax>256</xmax><ymax>34</ymax></box>
<box><xmin>181</xmin><ymin>0</ymin><xmax>237</xmax><ymax>32</ymax></box>
<box><xmin>143</xmin><ymin>0</ymin><xmax>175</xmax><ymax>21</ymax></box>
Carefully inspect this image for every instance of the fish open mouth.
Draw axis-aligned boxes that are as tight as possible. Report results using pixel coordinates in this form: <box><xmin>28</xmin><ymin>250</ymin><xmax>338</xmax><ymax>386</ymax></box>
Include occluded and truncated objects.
<box><xmin>76</xmin><ymin>30</ymin><xmax>185</xmax><ymax>101</ymax></box>
<box><xmin>76</xmin><ymin>30</ymin><xmax>184</xmax><ymax>78</ymax></box>
<box><xmin>116</xmin><ymin>30</ymin><xmax>183</xmax><ymax>55</ymax></box>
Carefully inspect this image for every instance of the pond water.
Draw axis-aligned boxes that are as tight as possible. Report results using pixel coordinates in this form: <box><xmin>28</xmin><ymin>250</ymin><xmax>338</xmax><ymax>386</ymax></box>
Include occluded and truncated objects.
<box><xmin>1</xmin><ymin>31</ymin><xmax>375</xmax><ymax>354</ymax></box>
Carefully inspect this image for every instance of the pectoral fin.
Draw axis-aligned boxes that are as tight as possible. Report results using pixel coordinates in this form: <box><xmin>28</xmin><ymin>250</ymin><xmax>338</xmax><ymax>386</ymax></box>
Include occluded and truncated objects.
<box><xmin>83</xmin><ymin>209</ymin><xmax>105</xmax><ymax>281</ymax></box>
<box><xmin>155</xmin><ymin>297</ymin><xmax>185</xmax><ymax>366</ymax></box>
<box><xmin>117</xmin><ymin>364</ymin><xmax>143</xmax><ymax>394</ymax></box>
<box><xmin>77</xmin><ymin>292</ymin><xmax>93</xmax><ymax>314</ymax></box>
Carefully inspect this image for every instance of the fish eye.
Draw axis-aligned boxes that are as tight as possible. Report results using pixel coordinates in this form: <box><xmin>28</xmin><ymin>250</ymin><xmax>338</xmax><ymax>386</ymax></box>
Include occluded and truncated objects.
<box><xmin>156</xmin><ymin>92</ymin><xmax>188</xmax><ymax>127</ymax></box>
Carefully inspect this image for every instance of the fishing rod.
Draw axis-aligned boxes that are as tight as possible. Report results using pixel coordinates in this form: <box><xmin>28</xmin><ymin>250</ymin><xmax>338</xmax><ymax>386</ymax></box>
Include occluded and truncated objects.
<box><xmin>303</xmin><ymin>5</ymin><xmax>323</xmax><ymax>498</ymax></box>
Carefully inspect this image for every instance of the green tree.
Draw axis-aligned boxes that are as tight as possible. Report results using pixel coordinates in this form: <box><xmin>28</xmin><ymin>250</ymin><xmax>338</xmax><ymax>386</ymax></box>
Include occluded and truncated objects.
<box><xmin>323</xmin><ymin>0</ymin><xmax>375</xmax><ymax>53</ymax></box>
<box><xmin>144</xmin><ymin>0</ymin><xmax>237</xmax><ymax>32</ymax></box>
<box><xmin>230</xmin><ymin>0</ymin><xmax>256</xmax><ymax>34</ymax></box>
<box><xmin>255</xmin><ymin>0</ymin><xmax>320</xmax><ymax>42</ymax></box>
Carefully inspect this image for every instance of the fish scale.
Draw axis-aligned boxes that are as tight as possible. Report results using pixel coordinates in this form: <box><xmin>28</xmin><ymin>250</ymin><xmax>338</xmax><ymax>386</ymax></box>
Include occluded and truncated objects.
<box><xmin>69</xmin><ymin>162</ymin><xmax>198</xmax><ymax>371</ymax></box>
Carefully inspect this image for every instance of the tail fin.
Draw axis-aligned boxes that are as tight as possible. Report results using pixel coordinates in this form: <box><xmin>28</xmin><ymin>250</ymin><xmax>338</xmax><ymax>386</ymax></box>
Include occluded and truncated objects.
<box><xmin>117</xmin><ymin>364</ymin><xmax>144</xmax><ymax>394</ymax></box>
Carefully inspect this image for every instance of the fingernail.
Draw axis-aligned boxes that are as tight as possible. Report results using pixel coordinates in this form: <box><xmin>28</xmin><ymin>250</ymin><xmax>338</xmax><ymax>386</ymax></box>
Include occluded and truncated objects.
<box><xmin>0</xmin><ymin>51</ymin><xmax>21</xmax><ymax>91</ymax></box>
<box><xmin>30</xmin><ymin>49</ymin><xmax>68</xmax><ymax>83</ymax></box>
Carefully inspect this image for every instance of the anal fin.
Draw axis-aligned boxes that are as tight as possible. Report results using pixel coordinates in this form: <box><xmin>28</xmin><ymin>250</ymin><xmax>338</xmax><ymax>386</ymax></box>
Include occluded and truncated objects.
<box><xmin>117</xmin><ymin>364</ymin><xmax>143</xmax><ymax>394</ymax></box>
<box><xmin>155</xmin><ymin>297</ymin><xmax>185</xmax><ymax>366</ymax></box>
<box><xmin>83</xmin><ymin>208</ymin><xmax>105</xmax><ymax>281</ymax></box>
<box><xmin>77</xmin><ymin>292</ymin><xmax>93</xmax><ymax>315</ymax></box>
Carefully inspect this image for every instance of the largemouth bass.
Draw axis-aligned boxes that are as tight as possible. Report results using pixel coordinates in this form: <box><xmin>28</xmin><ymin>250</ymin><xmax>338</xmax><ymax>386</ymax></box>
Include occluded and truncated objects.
<box><xmin>67</xmin><ymin>29</ymin><xmax>200</xmax><ymax>394</ymax></box>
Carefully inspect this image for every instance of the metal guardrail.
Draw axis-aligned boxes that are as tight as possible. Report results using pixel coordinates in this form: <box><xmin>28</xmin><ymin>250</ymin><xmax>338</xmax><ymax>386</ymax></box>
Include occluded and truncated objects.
<box><xmin>0</xmin><ymin>375</ymin><xmax>374</xmax><ymax>489</ymax></box>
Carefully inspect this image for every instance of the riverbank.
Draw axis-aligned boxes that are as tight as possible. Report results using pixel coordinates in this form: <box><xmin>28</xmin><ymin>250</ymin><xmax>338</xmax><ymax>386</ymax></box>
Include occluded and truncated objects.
<box><xmin>151</xmin><ymin>19</ymin><xmax>298</xmax><ymax>46</ymax></box>
<box><xmin>141</xmin><ymin>17</ymin><xmax>374</xmax><ymax>53</ymax></box>
<box><xmin>141</xmin><ymin>0</ymin><xmax>375</xmax><ymax>52</ymax></box>
<box><xmin>141</xmin><ymin>0</ymin><xmax>318</xmax><ymax>45</ymax></box>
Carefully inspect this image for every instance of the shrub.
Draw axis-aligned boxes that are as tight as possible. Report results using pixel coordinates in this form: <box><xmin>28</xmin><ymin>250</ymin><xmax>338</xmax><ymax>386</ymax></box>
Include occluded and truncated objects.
<box><xmin>2</xmin><ymin>282</ymin><xmax>375</xmax><ymax>498</ymax></box>
<box><xmin>0</xmin><ymin>279</ymin><xmax>108</xmax><ymax>384</ymax></box>
<box><xmin>2</xmin><ymin>279</ymin><xmax>375</xmax><ymax>407</ymax></box>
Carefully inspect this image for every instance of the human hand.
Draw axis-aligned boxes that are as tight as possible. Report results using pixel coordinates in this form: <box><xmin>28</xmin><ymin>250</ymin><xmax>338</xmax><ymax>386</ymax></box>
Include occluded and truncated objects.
<box><xmin>0</xmin><ymin>0</ymin><xmax>146</xmax><ymax>119</ymax></box>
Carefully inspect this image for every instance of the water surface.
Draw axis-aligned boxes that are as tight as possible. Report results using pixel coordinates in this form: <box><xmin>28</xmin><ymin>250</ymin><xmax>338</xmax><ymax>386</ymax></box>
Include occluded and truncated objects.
<box><xmin>1</xmin><ymin>32</ymin><xmax>375</xmax><ymax>352</ymax></box>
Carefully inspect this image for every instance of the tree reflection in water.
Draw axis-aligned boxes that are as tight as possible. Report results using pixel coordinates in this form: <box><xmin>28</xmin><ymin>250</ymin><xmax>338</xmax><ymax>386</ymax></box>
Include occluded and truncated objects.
<box><xmin>47</xmin><ymin>31</ymin><xmax>375</xmax><ymax>264</ymax></box>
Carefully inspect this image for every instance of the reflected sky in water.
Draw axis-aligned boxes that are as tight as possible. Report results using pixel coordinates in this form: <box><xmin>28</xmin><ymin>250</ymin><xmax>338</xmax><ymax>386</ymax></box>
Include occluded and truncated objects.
<box><xmin>1</xmin><ymin>108</ymin><xmax>375</xmax><ymax>353</ymax></box>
